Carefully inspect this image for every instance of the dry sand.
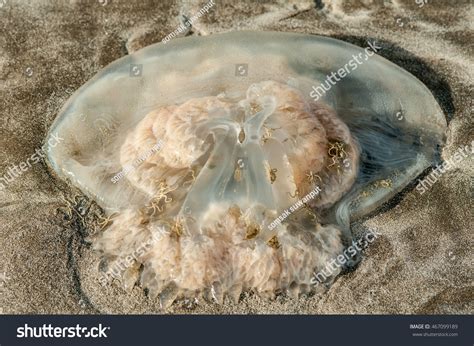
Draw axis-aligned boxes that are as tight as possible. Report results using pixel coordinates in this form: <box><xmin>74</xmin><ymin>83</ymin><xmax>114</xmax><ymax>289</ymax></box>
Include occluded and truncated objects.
<box><xmin>0</xmin><ymin>0</ymin><xmax>472</xmax><ymax>314</ymax></box>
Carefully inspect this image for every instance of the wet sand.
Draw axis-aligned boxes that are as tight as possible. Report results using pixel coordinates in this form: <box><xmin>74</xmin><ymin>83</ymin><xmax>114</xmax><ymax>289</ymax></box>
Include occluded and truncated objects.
<box><xmin>0</xmin><ymin>0</ymin><xmax>472</xmax><ymax>314</ymax></box>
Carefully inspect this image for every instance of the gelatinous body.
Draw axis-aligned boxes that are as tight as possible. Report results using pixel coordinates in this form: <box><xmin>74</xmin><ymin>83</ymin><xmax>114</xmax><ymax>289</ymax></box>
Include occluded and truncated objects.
<box><xmin>46</xmin><ymin>32</ymin><xmax>446</xmax><ymax>306</ymax></box>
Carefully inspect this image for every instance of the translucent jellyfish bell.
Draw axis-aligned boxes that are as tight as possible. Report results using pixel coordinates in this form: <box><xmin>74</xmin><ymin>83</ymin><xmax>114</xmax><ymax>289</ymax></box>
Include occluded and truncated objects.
<box><xmin>46</xmin><ymin>31</ymin><xmax>446</xmax><ymax>305</ymax></box>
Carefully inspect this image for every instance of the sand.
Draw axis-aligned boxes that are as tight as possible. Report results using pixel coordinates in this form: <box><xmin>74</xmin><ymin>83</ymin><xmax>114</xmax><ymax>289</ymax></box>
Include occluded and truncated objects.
<box><xmin>0</xmin><ymin>0</ymin><xmax>472</xmax><ymax>314</ymax></box>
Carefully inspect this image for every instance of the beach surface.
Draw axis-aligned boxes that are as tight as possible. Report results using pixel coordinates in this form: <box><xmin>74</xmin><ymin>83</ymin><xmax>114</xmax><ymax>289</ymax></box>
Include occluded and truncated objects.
<box><xmin>0</xmin><ymin>0</ymin><xmax>472</xmax><ymax>314</ymax></box>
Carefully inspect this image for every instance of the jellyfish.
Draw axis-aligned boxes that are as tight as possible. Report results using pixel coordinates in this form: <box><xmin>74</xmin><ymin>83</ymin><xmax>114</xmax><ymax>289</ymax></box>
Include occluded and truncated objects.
<box><xmin>45</xmin><ymin>31</ymin><xmax>446</xmax><ymax>307</ymax></box>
